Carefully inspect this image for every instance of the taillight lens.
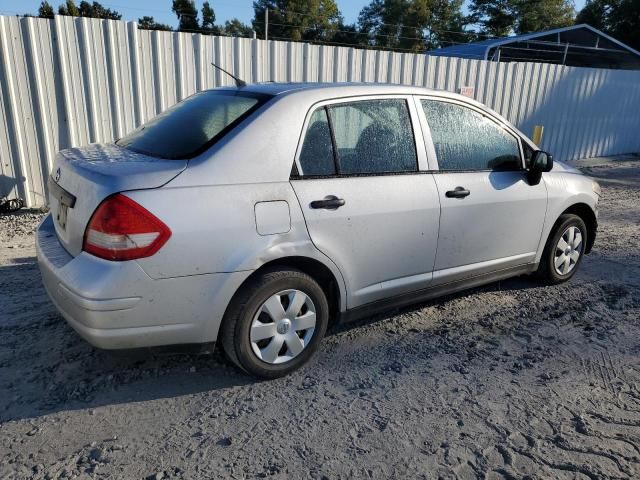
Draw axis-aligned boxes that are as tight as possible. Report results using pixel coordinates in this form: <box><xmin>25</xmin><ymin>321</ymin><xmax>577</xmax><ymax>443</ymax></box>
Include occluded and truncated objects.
<box><xmin>83</xmin><ymin>194</ymin><xmax>171</xmax><ymax>261</ymax></box>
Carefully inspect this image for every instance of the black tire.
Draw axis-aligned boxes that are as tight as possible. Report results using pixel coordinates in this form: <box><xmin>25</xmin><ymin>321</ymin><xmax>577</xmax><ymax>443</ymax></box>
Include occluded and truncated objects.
<box><xmin>536</xmin><ymin>214</ymin><xmax>588</xmax><ymax>285</ymax></box>
<box><xmin>220</xmin><ymin>268</ymin><xmax>329</xmax><ymax>379</ymax></box>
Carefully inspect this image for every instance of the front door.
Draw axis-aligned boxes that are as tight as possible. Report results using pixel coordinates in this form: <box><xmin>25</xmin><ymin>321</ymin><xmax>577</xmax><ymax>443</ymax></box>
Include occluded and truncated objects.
<box><xmin>418</xmin><ymin>97</ymin><xmax>547</xmax><ymax>284</ymax></box>
<box><xmin>291</xmin><ymin>97</ymin><xmax>441</xmax><ymax>308</ymax></box>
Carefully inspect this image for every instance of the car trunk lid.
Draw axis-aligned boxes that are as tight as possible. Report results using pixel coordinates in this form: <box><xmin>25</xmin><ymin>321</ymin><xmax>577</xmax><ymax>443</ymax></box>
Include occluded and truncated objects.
<box><xmin>48</xmin><ymin>143</ymin><xmax>186</xmax><ymax>257</ymax></box>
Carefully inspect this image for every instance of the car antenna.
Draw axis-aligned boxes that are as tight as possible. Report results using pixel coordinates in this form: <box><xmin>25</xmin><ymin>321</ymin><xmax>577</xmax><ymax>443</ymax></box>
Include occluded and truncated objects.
<box><xmin>211</xmin><ymin>62</ymin><xmax>246</xmax><ymax>87</ymax></box>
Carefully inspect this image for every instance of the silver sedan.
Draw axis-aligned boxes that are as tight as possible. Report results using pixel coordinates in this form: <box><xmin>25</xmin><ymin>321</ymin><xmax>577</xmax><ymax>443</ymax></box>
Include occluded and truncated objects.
<box><xmin>37</xmin><ymin>83</ymin><xmax>600</xmax><ymax>378</ymax></box>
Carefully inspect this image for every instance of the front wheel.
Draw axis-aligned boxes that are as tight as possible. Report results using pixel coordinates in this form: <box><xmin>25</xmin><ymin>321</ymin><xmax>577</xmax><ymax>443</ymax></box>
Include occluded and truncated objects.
<box><xmin>536</xmin><ymin>214</ymin><xmax>587</xmax><ymax>284</ymax></box>
<box><xmin>220</xmin><ymin>268</ymin><xmax>329</xmax><ymax>379</ymax></box>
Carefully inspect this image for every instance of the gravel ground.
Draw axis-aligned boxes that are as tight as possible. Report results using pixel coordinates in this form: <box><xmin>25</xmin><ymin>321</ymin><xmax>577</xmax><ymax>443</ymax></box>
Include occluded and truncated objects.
<box><xmin>1</xmin><ymin>157</ymin><xmax>639</xmax><ymax>480</ymax></box>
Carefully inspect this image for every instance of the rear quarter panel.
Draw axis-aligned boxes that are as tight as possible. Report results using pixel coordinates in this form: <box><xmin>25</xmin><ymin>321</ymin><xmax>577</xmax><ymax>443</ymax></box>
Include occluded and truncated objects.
<box><xmin>126</xmin><ymin>182</ymin><xmax>347</xmax><ymax>310</ymax></box>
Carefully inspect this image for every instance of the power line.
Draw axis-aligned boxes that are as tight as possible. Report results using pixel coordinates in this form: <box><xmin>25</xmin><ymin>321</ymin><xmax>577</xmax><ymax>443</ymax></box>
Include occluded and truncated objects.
<box><xmin>267</xmin><ymin>35</ymin><xmax>562</xmax><ymax>63</ymax></box>
<box><xmin>268</xmin><ymin>36</ymin><xmax>425</xmax><ymax>54</ymax></box>
<box><xmin>250</xmin><ymin>21</ymin><xmax>494</xmax><ymax>50</ymax></box>
<box><xmin>255</xmin><ymin>18</ymin><xmax>616</xmax><ymax>58</ymax></box>
<box><xmin>258</xmin><ymin>7</ymin><xmax>502</xmax><ymax>40</ymax></box>
<box><xmin>248</xmin><ymin>16</ymin><xmax>491</xmax><ymax>46</ymax></box>
<box><xmin>267</xmin><ymin>21</ymin><xmax>430</xmax><ymax>43</ymax></box>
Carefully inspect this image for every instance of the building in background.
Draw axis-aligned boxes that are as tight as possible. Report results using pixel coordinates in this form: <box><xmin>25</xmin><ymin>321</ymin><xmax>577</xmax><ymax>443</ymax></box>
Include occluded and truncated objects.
<box><xmin>429</xmin><ymin>24</ymin><xmax>640</xmax><ymax>70</ymax></box>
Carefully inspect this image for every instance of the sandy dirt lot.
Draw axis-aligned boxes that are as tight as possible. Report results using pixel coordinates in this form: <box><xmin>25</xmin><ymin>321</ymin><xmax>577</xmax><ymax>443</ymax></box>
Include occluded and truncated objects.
<box><xmin>1</xmin><ymin>156</ymin><xmax>639</xmax><ymax>479</ymax></box>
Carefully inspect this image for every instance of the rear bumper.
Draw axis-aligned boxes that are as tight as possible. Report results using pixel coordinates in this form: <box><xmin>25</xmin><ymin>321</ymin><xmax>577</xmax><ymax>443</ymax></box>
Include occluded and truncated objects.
<box><xmin>36</xmin><ymin>214</ymin><xmax>250</xmax><ymax>349</ymax></box>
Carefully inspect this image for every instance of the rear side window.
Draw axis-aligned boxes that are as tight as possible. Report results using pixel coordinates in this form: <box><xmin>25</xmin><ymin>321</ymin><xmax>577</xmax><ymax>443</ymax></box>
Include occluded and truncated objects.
<box><xmin>116</xmin><ymin>91</ymin><xmax>268</xmax><ymax>159</ymax></box>
<box><xmin>421</xmin><ymin>100</ymin><xmax>521</xmax><ymax>171</ymax></box>
<box><xmin>329</xmin><ymin>99</ymin><xmax>417</xmax><ymax>174</ymax></box>
<box><xmin>298</xmin><ymin>108</ymin><xmax>336</xmax><ymax>176</ymax></box>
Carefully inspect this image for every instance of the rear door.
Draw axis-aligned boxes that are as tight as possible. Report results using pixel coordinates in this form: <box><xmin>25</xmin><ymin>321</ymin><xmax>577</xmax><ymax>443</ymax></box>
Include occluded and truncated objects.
<box><xmin>416</xmin><ymin>97</ymin><xmax>547</xmax><ymax>284</ymax></box>
<box><xmin>291</xmin><ymin>96</ymin><xmax>441</xmax><ymax>309</ymax></box>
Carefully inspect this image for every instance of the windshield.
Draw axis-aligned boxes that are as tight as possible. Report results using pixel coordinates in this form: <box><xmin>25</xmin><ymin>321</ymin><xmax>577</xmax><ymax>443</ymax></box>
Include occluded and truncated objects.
<box><xmin>116</xmin><ymin>90</ymin><xmax>269</xmax><ymax>159</ymax></box>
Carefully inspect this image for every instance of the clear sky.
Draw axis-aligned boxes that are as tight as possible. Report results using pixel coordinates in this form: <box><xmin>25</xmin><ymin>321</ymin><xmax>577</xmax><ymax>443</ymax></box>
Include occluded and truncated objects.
<box><xmin>0</xmin><ymin>0</ymin><xmax>586</xmax><ymax>30</ymax></box>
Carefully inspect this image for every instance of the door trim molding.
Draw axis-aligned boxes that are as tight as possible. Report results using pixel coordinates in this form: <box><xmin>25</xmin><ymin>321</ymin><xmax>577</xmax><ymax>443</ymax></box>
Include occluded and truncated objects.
<box><xmin>432</xmin><ymin>252</ymin><xmax>536</xmax><ymax>286</ymax></box>
<box><xmin>340</xmin><ymin>262</ymin><xmax>537</xmax><ymax>323</ymax></box>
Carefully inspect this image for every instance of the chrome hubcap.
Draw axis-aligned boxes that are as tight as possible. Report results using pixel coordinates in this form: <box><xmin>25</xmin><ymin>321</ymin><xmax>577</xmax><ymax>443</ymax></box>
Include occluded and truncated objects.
<box><xmin>250</xmin><ymin>289</ymin><xmax>316</xmax><ymax>364</ymax></box>
<box><xmin>554</xmin><ymin>226</ymin><xmax>583</xmax><ymax>275</ymax></box>
<box><xmin>276</xmin><ymin>319</ymin><xmax>291</xmax><ymax>335</ymax></box>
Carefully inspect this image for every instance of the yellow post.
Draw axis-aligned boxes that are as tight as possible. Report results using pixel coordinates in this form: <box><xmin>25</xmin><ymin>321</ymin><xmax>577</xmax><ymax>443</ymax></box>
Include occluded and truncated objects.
<box><xmin>532</xmin><ymin>125</ymin><xmax>544</xmax><ymax>145</ymax></box>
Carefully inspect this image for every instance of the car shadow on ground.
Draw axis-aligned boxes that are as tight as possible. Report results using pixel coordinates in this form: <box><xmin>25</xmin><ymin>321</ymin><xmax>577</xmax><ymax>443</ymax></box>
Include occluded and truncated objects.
<box><xmin>0</xmin><ymin>255</ymin><xmax>552</xmax><ymax>425</ymax></box>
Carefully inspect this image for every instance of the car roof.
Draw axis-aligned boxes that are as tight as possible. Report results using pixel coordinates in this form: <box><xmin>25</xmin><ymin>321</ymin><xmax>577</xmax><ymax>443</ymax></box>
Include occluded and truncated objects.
<box><xmin>214</xmin><ymin>82</ymin><xmax>487</xmax><ymax>110</ymax></box>
<box><xmin>215</xmin><ymin>82</ymin><xmax>443</xmax><ymax>97</ymax></box>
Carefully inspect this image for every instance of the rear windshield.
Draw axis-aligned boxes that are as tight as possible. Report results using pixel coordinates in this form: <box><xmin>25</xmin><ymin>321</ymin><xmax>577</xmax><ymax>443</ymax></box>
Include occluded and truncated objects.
<box><xmin>116</xmin><ymin>90</ymin><xmax>269</xmax><ymax>159</ymax></box>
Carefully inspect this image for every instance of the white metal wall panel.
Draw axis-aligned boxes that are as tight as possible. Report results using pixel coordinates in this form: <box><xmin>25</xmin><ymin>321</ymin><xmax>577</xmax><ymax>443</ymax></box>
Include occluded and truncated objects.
<box><xmin>1</xmin><ymin>15</ymin><xmax>640</xmax><ymax>207</ymax></box>
<box><xmin>360</xmin><ymin>49</ymin><xmax>375</xmax><ymax>82</ymax></box>
<box><xmin>134</xmin><ymin>29</ymin><xmax>156</xmax><ymax>123</ymax></box>
<box><xmin>1</xmin><ymin>16</ymin><xmax>41</xmax><ymax>205</ymax></box>
<box><xmin>216</xmin><ymin>36</ymin><xmax>235</xmax><ymax>87</ymax></box>
<box><xmin>0</xmin><ymin>18</ymin><xmax>22</xmax><ymax>202</ymax></box>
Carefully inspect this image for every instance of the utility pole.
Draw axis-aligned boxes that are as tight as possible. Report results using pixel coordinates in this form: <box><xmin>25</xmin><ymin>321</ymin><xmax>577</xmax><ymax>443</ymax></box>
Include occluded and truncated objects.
<box><xmin>265</xmin><ymin>8</ymin><xmax>269</xmax><ymax>41</ymax></box>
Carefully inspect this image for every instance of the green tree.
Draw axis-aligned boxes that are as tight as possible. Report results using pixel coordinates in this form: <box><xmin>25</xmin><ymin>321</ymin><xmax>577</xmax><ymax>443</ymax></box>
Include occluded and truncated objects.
<box><xmin>78</xmin><ymin>1</ymin><xmax>122</xmax><ymax>20</ymax></box>
<box><xmin>516</xmin><ymin>0</ymin><xmax>574</xmax><ymax>33</ymax></box>
<box><xmin>469</xmin><ymin>0</ymin><xmax>575</xmax><ymax>37</ymax></box>
<box><xmin>576</xmin><ymin>0</ymin><xmax>610</xmax><ymax>30</ymax></box>
<box><xmin>55</xmin><ymin>0</ymin><xmax>122</xmax><ymax>20</ymax></box>
<box><xmin>608</xmin><ymin>0</ymin><xmax>640</xmax><ymax>50</ymax></box>
<box><xmin>38</xmin><ymin>1</ymin><xmax>55</xmax><ymax>18</ymax></box>
<box><xmin>58</xmin><ymin>0</ymin><xmax>80</xmax><ymax>16</ymax></box>
<box><xmin>357</xmin><ymin>0</ymin><xmax>468</xmax><ymax>51</ymax></box>
<box><xmin>577</xmin><ymin>0</ymin><xmax>640</xmax><ymax>50</ymax></box>
<box><xmin>222</xmin><ymin>18</ymin><xmax>254</xmax><ymax>37</ymax></box>
<box><xmin>252</xmin><ymin>0</ymin><xmax>285</xmax><ymax>39</ymax></box>
<box><xmin>138</xmin><ymin>15</ymin><xmax>173</xmax><ymax>31</ymax></box>
<box><xmin>172</xmin><ymin>0</ymin><xmax>199</xmax><ymax>31</ymax></box>
<box><xmin>201</xmin><ymin>1</ymin><xmax>216</xmax><ymax>31</ymax></box>
<box><xmin>469</xmin><ymin>0</ymin><xmax>514</xmax><ymax>37</ymax></box>
<box><xmin>252</xmin><ymin>0</ymin><xmax>342</xmax><ymax>42</ymax></box>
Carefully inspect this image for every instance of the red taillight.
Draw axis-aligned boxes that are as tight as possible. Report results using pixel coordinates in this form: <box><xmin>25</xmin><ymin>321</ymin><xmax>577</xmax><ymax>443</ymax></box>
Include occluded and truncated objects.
<box><xmin>83</xmin><ymin>194</ymin><xmax>171</xmax><ymax>261</ymax></box>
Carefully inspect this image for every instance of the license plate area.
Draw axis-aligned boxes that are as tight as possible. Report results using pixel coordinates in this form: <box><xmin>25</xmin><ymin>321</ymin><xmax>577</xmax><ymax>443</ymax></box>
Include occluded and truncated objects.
<box><xmin>56</xmin><ymin>202</ymin><xmax>69</xmax><ymax>230</ymax></box>
<box><xmin>48</xmin><ymin>174</ymin><xmax>76</xmax><ymax>232</ymax></box>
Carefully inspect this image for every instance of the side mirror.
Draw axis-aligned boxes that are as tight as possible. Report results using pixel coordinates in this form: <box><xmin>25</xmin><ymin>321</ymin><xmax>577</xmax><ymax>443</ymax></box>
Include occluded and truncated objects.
<box><xmin>531</xmin><ymin>150</ymin><xmax>553</xmax><ymax>172</ymax></box>
<box><xmin>528</xmin><ymin>150</ymin><xmax>553</xmax><ymax>185</ymax></box>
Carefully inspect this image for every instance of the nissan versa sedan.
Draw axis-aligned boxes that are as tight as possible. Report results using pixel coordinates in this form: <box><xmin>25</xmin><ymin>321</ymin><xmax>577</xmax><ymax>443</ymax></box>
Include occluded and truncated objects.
<box><xmin>37</xmin><ymin>83</ymin><xmax>600</xmax><ymax>378</ymax></box>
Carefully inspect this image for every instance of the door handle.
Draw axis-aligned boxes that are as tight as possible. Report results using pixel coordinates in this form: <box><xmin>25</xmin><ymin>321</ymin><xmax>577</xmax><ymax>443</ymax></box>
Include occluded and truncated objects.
<box><xmin>445</xmin><ymin>187</ymin><xmax>470</xmax><ymax>198</ymax></box>
<box><xmin>310</xmin><ymin>195</ymin><xmax>345</xmax><ymax>210</ymax></box>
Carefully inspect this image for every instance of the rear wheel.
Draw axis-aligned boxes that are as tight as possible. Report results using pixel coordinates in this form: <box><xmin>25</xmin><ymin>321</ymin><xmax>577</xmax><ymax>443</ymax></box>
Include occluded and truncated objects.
<box><xmin>537</xmin><ymin>214</ymin><xmax>587</xmax><ymax>284</ymax></box>
<box><xmin>220</xmin><ymin>268</ymin><xmax>329</xmax><ymax>379</ymax></box>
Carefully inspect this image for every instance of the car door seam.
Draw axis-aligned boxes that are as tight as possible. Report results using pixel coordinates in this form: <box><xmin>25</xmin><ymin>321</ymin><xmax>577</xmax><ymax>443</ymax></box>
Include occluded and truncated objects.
<box><xmin>287</xmin><ymin>179</ymin><xmax>349</xmax><ymax>310</ymax></box>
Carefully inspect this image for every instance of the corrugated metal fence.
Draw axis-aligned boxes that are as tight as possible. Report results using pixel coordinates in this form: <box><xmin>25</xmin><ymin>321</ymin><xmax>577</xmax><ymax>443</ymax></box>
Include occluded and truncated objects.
<box><xmin>1</xmin><ymin>15</ymin><xmax>639</xmax><ymax>207</ymax></box>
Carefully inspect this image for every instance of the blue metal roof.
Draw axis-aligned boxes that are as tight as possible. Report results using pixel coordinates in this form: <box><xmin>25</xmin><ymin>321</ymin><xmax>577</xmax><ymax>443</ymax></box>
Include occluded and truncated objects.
<box><xmin>428</xmin><ymin>24</ymin><xmax>640</xmax><ymax>62</ymax></box>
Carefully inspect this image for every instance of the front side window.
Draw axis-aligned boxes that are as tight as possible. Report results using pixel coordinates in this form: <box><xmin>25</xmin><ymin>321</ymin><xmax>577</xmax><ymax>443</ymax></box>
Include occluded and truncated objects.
<box><xmin>329</xmin><ymin>99</ymin><xmax>417</xmax><ymax>175</ymax></box>
<box><xmin>421</xmin><ymin>100</ymin><xmax>522</xmax><ymax>171</ymax></box>
<box><xmin>522</xmin><ymin>140</ymin><xmax>535</xmax><ymax>168</ymax></box>
<box><xmin>117</xmin><ymin>91</ymin><xmax>268</xmax><ymax>159</ymax></box>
